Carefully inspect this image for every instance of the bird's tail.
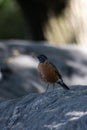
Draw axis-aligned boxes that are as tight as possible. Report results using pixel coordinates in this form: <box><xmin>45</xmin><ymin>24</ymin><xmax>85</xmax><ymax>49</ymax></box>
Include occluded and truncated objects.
<box><xmin>57</xmin><ymin>80</ymin><xmax>70</xmax><ymax>90</ymax></box>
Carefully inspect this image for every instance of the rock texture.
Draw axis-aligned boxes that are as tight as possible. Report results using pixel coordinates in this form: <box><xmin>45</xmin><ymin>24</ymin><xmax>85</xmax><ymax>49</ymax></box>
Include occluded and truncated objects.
<box><xmin>0</xmin><ymin>40</ymin><xmax>87</xmax><ymax>129</ymax></box>
<box><xmin>0</xmin><ymin>85</ymin><xmax>87</xmax><ymax>130</ymax></box>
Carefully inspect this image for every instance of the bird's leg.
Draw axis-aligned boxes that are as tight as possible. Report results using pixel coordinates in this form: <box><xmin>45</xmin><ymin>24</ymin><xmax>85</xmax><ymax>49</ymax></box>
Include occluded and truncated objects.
<box><xmin>46</xmin><ymin>83</ymin><xmax>49</xmax><ymax>92</ymax></box>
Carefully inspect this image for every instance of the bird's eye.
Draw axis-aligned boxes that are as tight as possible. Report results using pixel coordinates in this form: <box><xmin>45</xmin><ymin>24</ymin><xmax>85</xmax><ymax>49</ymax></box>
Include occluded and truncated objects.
<box><xmin>40</xmin><ymin>57</ymin><xmax>42</xmax><ymax>60</ymax></box>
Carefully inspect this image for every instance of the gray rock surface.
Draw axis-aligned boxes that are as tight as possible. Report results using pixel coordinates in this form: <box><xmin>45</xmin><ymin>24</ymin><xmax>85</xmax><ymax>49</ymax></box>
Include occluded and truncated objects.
<box><xmin>0</xmin><ymin>40</ymin><xmax>87</xmax><ymax>129</ymax></box>
<box><xmin>0</xmin><ymin>85</ymin><xmax>87</xmax><ymax>130</ymax></box>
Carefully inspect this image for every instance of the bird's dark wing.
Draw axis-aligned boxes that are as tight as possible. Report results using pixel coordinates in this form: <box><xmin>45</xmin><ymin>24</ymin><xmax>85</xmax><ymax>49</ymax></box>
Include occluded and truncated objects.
<box><xmin>45</xmin><ymin>61</ymin><xmax>70</xmax><ymax>90</ymax></box>
<box><xmin>58</xmin><ymin>81</ymin><xmax>70</xmax><ymax>90</ymax></box>
<box><xmin>49</xmin><ymin>62</ymin><xmax>62</xmax><ymax>79</ymax></box>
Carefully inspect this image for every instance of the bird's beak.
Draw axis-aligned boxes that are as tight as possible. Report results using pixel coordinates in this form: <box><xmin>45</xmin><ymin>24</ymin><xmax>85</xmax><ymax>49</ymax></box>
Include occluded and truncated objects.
<box><xmin>30</xmin><ymin>53</ymin><xmax>38</xmax><ymax>59</ymax></box>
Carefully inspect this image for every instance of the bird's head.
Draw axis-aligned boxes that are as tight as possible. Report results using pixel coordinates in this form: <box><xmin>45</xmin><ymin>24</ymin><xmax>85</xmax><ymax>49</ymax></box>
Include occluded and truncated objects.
<box><xmin>37</xmin><ymin>54</ymin><xmax>48</xmax><ymax>63</ymax></box>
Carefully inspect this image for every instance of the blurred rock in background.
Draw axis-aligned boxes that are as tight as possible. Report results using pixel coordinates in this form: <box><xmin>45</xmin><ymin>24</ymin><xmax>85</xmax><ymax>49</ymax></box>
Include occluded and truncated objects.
<box><xmin>0</xmin><ymin>40</ymin><xmax>87</xmax><ymax>102</ymax></box>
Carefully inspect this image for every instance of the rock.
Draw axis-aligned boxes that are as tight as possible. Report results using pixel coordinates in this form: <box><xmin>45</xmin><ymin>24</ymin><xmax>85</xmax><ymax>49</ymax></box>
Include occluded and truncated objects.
<box><xmin>0</xmin><ymin>40</ymin><xmax>87</xmax><ymax>129</ymax></box>
<box><xmin>0</xmin><ymin>70</ymin><xmax>2</xmax><ymax>81</ymax></box>
<box><xmin>0</xmin><ymin>85</ymin><xmax>87</xmax><ymax>130</ymax></box>
<box><xmin>0</xmin><ymin>40</ymin><xmax>87</xmax><ymax>100</ymax></box>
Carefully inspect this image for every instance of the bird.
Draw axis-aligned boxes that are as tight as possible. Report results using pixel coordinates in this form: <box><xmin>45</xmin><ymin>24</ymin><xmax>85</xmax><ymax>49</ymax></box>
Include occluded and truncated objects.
<box><xmin>36</xmin><ymin>54</ymin><xmax>69</xmax><ymax>91</ymax></box>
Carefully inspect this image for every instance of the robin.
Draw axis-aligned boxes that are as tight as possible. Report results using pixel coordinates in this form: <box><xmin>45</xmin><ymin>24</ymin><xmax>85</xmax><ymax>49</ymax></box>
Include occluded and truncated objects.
<box><xmin>36</xmin><ymin>54</ymin><xmax>69</xmax><ymax>91</ymax></box>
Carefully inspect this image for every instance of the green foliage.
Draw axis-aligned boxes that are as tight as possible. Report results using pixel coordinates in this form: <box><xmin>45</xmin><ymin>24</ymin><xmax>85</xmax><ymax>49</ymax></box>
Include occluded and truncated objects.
<box><xmin>0</xmin><ymin>0</ymin><xmax>28</xmax><ymax>39</ymax></box>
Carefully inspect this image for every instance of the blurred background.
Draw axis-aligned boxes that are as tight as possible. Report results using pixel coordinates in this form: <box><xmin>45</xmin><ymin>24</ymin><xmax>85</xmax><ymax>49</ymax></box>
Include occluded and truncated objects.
<box><xmin>0</xmin><ymin>0</ymin><xmax>87</xmax><ymax>44</ymax></box>
<box><xmin>0</xmin><ymin>0</ymin><xmax>28</xmax><ymax>39</ymax></box>
<box><xmin>0</xmin><ymin>0</ymin><xmax>87</xmax><ymax>101</ymax></box>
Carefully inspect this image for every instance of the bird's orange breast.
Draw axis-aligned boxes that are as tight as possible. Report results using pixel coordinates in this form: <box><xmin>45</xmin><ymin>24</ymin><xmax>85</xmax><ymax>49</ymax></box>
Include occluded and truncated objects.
<box><xmin>38</xmin><ymin>62</ymin><xmax>59</xmax><ymax>83</ymax></box>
